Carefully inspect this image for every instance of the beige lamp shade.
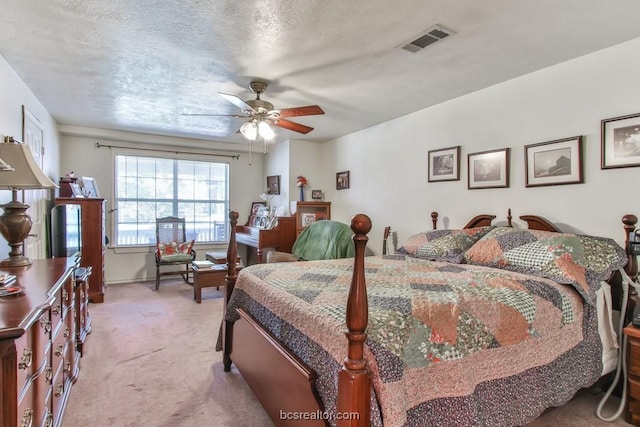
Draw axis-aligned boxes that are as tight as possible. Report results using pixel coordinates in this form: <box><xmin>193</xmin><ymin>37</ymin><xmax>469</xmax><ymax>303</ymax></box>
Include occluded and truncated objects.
<box><xmin>0</xmin><ymin>138</ymin><xmax>57</xmax><ymax>190</ymax></box>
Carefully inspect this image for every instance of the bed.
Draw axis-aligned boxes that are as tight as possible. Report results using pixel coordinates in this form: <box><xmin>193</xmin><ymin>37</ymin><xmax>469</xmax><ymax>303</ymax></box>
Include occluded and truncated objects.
<box><xmin>218</xmin><ymin>210</ymin><xmax>639</xmax><ymax>426</ymax></box>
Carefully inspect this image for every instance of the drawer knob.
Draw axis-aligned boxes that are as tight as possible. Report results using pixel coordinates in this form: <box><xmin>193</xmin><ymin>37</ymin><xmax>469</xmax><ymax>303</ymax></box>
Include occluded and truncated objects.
<box><xmin>52</xmin><ymin>304</ymin><xmax>61</xmax><ymax>315</ymax></box>
<box><xmin>64</xmin><ymin>326</ymin><xmax>70</xmax><ymax>338</ymax></box>
<box><xmin>18</xmin><ymin>348</ymin><xmax>32</xmax><ymax>370</ymax></box>
<box><xmin>46</xmin><ymin>366</ymin><xmax>53</xmax><ymax>382</ymax></box>
<box><xmin>40</xmin><ymin>318</ymin><xmax>51</xmax><ymax>333</ymax></box>
<box><xmin>44</xmin><ymin>413</ymin><xmax>53</xmax><ymax>427</ymax></box>
<box><xmin>21</xmin><ymin>408</ymin><xmax>33</xmax><ymax>427</ymax></box>
<box><xmin>55</xmin><ymin>344</ymin><xmax>64</xmax><ymax>357</ymax></box>
<box><xmin>55</xmin><ymin>383</ymin><xmax>64</xmax><ymax>397</ymax></box>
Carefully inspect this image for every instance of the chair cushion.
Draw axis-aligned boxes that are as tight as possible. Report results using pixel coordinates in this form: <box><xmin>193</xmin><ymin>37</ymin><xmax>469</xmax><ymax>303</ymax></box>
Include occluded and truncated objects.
<box><xmin>157</xmin><ymin>240</ymin><xmax>194</xmax><ymax>262</ymax></box>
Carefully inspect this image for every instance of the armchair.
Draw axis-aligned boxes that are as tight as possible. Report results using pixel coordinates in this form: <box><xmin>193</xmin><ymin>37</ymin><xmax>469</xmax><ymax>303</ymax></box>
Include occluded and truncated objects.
<box><xmin>155</xmin><ymin>216</ymin><xmax>196</xmax><ymax>290</ymax></box>
<box><xmin>266</xmin><ymin>220</ymin><xmax>354</xmax><ymax>263</ymax></box>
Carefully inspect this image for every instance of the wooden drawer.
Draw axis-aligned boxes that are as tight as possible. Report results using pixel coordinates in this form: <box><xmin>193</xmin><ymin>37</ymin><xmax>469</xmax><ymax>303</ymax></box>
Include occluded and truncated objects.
<box><xmin>17</xmin><ymin>377</ymin><xmax>37</xmax><ymax>427</ymax></box>
<box><xmin>629</xmin><ymin>376</ymin><xmax>640</xmax><ymax>401</ymax></box>
<box><xmin>50</xmin><ymin>355</ymin><xmax>69</xmax><ymax>427</ymax></box>
<box><xmin>16</xmin><ymin>316</ymin><xmax>50</xmax><ymax>398</ymax></box>
<box><xmin>629</xmin><ymin>338</ymin><xmax>640</xmax><ymax>375</ymax></box>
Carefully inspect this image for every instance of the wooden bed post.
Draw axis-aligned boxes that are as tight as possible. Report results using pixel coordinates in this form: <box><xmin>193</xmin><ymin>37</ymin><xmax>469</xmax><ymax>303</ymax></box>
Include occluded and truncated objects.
<box><xmin>431</xmin><ymin>212</ymin><xmax>438</xmax><ymax>230</ymax></box>
<box><xmin>623</xmin><ymin>214</ymin><xmax>638</xmax><ymax>281</ymax></box>
<box><xmin>223</xmin><ymin>209</ymin><xmax>240</xmax><ymax>372</ymax></box>
<box><xmin>337</xmin><ymin>214</ymin><xmax>372</xmax><ymax>427</ymax></box>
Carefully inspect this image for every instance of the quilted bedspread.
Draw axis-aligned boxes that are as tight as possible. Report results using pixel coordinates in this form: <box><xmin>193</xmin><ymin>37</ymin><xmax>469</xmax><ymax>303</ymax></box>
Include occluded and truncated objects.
<box><xmin>223</xmin><ymin>255</ymin><xmax>602</xmax><ymax>427</ymax></box>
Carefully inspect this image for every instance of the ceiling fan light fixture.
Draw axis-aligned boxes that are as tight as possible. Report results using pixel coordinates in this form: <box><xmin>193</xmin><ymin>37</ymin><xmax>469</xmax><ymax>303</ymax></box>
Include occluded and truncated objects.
<box><xmin>258</xmin><ymin>120</ymin><xmax>275</xmax><ymax>140</ymax></box>
<box><xmin>240</xmin><ymin>120</ymin><xmax>258</xmax><ymax>141</ymax></box>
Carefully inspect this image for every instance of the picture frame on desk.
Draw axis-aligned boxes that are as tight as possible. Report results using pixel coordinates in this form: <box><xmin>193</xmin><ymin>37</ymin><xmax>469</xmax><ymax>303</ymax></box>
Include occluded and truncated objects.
<box><xmin>82</xmin><ymin>176</ymin><xmax>100</xmax><ymax>198</ymax></box>
<box><xmin>70</xmin><ymin>183</ymin><xmax>84</xmax><ymax>197</ymax></box>
<box><xmin>301</xmin><ymin>213</ymin><xmax>316</xmax><ymax>227</ymax></box>
<box><xmin>251</xmin><ymin>201</ymin><xmax>267</xmax><ymax>216</ymax></box>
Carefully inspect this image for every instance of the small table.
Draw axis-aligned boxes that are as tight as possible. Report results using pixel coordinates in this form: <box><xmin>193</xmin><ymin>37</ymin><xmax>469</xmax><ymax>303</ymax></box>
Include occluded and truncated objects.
<box><xmin>191</xmin><ymin>252</ymin><xmax>243</xmax><ymax>303</ymax></box>
<box><xmin>192</xmin><ymin>264</ymin><xmax>228</xmax><ymax>303</ymax></box>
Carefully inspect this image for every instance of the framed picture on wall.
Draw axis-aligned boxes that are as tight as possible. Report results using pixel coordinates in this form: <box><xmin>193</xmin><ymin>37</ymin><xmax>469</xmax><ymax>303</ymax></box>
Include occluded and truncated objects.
<box><xmin>525</xmin><ymin>136</ymin><xmax>583</xmax><ymax>187</ymax></box>
<box><xmin>336</xmin><ymin>171</ymin><xmax>350</xmax><ymax>190</ymax></box>
<box><xmin>467</xmin><ymin>148</ymin><xmax>510</xmax><ymax>189</ymax></box>
<box><xmin>428</xmin><ymin>146</ymin><xmax>460</xmax><ymax>182</ymax></box>
<box><xmin>601</xmin><ymin>112</ymin><xmax>640</xmax><ymax>169</ymax></box>
<box><xmin>266</xmin><ymin>175</ymin><xmax>280</xmax><ymax>194</ymax></box>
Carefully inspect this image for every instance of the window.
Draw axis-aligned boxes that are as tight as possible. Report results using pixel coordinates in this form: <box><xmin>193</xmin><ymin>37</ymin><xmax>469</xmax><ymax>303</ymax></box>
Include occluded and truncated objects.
<box><xmin>114</xmin><ymin>154</ymin><xmax>229</xmax><ymax>246</ymax></box>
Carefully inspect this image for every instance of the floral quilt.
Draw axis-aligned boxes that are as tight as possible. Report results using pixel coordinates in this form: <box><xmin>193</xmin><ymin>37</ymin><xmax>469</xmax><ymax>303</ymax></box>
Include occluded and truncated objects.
<box><xmin>222</xmin><ymin>255</ymin><xmax>603</xmax><ymax>427</ymax></box>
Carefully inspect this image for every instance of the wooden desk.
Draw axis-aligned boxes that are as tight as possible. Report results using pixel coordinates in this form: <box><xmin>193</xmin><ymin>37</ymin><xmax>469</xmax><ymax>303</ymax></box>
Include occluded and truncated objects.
<box><xmin>236</xmin><ymin>216</ymin><xmax>296</xmax><ymax>265</ymax></box>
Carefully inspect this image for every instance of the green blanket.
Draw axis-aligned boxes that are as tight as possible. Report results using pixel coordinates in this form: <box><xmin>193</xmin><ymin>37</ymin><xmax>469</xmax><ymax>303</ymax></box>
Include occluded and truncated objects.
<box><xmin>292</xmin><ymin>220</ymin><xmax>355</xmax><ymax>260</ymax></box>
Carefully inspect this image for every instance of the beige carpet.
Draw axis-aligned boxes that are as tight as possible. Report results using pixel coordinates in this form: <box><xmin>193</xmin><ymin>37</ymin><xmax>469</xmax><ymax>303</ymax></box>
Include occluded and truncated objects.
<box><xmin>62</xmin><ymin>279</ymin><xmax>633</xmax><ymax>426</ymax></box>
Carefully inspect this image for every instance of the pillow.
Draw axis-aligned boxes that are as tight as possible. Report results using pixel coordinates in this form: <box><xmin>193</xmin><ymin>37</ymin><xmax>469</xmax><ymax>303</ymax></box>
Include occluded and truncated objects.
<box><xmin>157</xmin><ymin>240</ymin><xmax>194</xmax><ymax>260</ymax></box>
<box><xmin>397</xmin><ymin>226</ymin><xmax>495</xmax><ymax>264</ymax></box>
<box><xmin>463</xmin><ymin>227</ymin><xmax>627</xmax><ymax>304</ymax></box>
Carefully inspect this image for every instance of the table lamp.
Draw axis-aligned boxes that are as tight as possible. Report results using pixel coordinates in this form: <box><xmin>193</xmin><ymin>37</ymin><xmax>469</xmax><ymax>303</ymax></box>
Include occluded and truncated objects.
<box><xmin>0</xmin><ymin>136</ymin><xmax>57</xmax><ymax>267</ymax></box>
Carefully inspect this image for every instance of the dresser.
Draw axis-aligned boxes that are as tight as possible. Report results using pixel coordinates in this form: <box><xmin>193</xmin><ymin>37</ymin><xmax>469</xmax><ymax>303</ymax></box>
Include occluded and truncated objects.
<box><xmin>0</xmin><ymin>257</ymin><xmax>87</xmax><ymax>427</ymax></box>
<box><xmin>55</xmin><ymin>198</ymin><xmax>106</xmax><ymax>303</ymax></box>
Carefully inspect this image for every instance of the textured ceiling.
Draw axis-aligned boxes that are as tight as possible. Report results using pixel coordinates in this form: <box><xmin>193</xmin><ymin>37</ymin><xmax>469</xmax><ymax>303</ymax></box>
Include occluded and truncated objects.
<box><xmin>2</xmin><ymin>1</ymin><xmax>640</xmax><ymax>147</ymax></box>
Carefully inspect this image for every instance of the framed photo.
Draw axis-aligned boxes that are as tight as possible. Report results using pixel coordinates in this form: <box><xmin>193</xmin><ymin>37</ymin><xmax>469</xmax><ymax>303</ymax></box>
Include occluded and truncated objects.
<box><xmin>250</xmin><ymin>201</ymin><xmax>267</xmax><ymax>216</ymax></box>
<box><xmin>601</xmin><ymin>112</ymin><xmax>640</xmax><ymax>169</ymax></box>
<box><xmin>70</xmin><ymin>183</ymin><xmax>84</xmax><ymax>197</ymax></box>
<box><xmin>311</xmin><ymin>189</ymin><xmax>323</xmax><ymax>200</ymax></box>
<box><xmin>301</xmin><ymin>213</ymin><xmax>316</xmax><ymax>227</ymax></box>
<box><xmin>336</xmin><ymin>171</ymin><xmax>350</xmax><ymax>190</ymax></box>
<box><xmin>467</xmin><ymin>148</ymin><xmax>510</xmax><ymax>189</ymax></box>
<box><xmin>428</xmin><ymin>146</ymin><xmax>460</xmax><ymax>182</ymax></box>
<box><xmin>266</xmin><ymin>175</ymin><xmax>280</xmax><ymax>195</ymax></box>
<box><xmin>81</xmin><ymin>176</ymin><xmax>100</xmax><ymax>198</ymax></box>
<box><xmin>525</xmin><ymin>136</ymin><xmax>583</xmax><ymax>187</ymax></box>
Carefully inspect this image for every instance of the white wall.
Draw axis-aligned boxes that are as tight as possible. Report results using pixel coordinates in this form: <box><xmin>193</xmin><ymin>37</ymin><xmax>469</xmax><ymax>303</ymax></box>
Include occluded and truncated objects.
<box><xmin>59</xmin><ymin>128</ymin><xmax>265</xmax><ymax>283</ymax></box>
<box><xmin>321</xmin><ymin>37</ymin><xmax>640</xmax><ymax>254</ymax></box>
<box><xmin>0</xmin><ymin>54</ymin><xmax>61</xmax><ymax>259</ymax></box>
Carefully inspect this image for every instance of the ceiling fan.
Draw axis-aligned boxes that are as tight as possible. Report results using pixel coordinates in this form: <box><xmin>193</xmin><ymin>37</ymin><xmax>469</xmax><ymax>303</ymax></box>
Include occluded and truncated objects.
<box><xmin>184</xmin><ymin>80</ymin><xmax>324</xmax><ymax>140</ymax></box>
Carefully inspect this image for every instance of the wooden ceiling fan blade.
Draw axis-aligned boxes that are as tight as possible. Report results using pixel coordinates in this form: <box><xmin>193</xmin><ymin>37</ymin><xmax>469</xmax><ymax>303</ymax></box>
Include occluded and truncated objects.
<box><xmin>276</xmin><ymin>119</ymin><xmax>314</xmax><ymax>134</ymax></box>
<box><xmin>276</xmin><ymin>105</ymin><xmax>324</xmax><ymax>118</ymax></box>
<box><xmin>219</xmin><ymin>92</ymin><xmax>255</xmax><ymax>112</ymax></box>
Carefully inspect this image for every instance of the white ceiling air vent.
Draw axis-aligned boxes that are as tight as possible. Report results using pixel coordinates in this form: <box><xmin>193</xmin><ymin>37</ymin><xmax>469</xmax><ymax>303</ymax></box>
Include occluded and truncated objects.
<box><xmin>401</xmin><ymin>25</ymin><xmax>455</xmax><ymax>53</ymax></box>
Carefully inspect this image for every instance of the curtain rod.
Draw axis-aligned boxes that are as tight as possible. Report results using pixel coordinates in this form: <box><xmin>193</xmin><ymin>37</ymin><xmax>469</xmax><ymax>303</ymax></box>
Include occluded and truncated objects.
<box><xmin>95</xmin><ymin>142</ymin><xmax>240</xmax><ymax>159</ymax></box>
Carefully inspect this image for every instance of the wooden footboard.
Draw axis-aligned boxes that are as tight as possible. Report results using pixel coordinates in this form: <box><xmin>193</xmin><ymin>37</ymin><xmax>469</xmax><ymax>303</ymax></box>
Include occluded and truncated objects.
<box><xmin>232</xmin><ymin>308</ymin><xmax>326</xmax><ymax>426</ymax></box>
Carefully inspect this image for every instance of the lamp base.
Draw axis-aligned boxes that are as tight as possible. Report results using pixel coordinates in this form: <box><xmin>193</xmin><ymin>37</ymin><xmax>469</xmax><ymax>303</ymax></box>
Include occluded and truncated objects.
<box><xmin>0</xmin><ymin>255</ymin><xmax>32</xmax><ymax>268</ymax></box>
<box><xmin>0</xmin><ymin>198</ymin><xmax>34</xmax><ymax>268</ymax></box>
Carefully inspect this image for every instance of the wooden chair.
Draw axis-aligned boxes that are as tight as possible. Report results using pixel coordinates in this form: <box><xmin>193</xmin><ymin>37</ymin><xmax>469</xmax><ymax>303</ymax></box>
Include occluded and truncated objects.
<box><xmin>154</xmin><ymin>216</ymin><xmax>196</xmax><ymax>290</ymax></box>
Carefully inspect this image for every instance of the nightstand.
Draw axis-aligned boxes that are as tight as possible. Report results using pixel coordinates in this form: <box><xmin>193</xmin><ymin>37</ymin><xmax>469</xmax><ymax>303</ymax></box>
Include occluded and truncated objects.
<box><xmin>624</xmin><ymin>324</ymin><xmax>640</xmax><ymax>425</ymax></box>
